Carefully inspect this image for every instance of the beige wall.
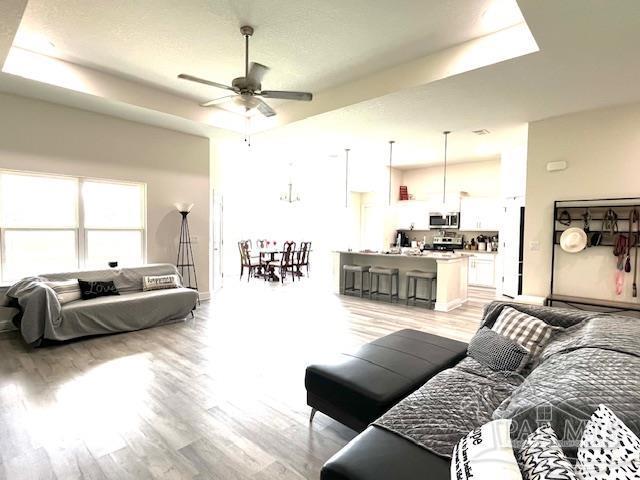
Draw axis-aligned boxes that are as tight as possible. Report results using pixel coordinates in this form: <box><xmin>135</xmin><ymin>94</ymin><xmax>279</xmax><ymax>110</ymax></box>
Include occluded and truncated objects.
<box><xmin>401</xmin><ymin>158</ymin><xmax>501</xmax><ymax>199</ymax></box>
<box><xmin>0</xmin><ymin>93</ymin><xmax>211</xmax><ymax>293</ymax></box>
<box><xmin>523</xmin><ymin>101</ymin><xmax>640</xmax><ymax>299</ymax></box>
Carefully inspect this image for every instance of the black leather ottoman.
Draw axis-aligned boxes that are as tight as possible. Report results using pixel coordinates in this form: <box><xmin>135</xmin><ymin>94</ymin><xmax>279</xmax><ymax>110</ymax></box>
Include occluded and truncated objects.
<box><xmin>305</xmin><ymin>329</ymin><xmax>468</xmax><ymax>432</ymax></box>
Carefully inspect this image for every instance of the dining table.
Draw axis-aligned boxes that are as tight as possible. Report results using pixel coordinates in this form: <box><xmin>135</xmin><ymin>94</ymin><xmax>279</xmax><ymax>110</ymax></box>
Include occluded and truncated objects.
<box><xmin>256</xmin><ymin>248</ymin><xmax>282</xmax><ymax>281</ymax></box>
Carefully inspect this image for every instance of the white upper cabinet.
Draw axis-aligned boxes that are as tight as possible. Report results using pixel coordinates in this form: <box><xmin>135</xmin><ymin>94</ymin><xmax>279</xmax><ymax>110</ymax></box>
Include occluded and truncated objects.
<box><xmin>395</xmin><ymin>200</ymin><xmax>429</xmax><ymax>230</ymax></box>
<box><xmin>460</xmin><ymin>197</ymin><xmax>502</xmax><ymax>231</ymax></box>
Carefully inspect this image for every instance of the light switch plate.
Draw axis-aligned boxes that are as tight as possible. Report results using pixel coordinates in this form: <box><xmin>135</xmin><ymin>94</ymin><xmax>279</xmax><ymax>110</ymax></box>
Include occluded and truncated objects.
<box><xmin>530</xmin><ymin>240</ymin><xmax>540</xmax><ymax>251</ymax></box>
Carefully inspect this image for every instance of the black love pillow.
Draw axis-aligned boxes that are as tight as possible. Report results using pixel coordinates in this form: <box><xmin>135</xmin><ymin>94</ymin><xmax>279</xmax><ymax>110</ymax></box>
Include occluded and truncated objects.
<box><xmin>78</xmin><ymin>280</ymin><xmax>120</xmax><ymax>300</ymax></box>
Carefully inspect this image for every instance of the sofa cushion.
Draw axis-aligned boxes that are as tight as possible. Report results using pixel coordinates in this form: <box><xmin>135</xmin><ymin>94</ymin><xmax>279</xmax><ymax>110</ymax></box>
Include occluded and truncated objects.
<box><xmin>44</xmin><ymin>279</ymin><xmax>82</xmax><ymax>304</ymax></box>
<box><xmin>321</xmin><ymin>426</ymin><xmax>450</xmax><ymax>480</ymax></box>
<box><xmin>55</xmin><ymin>287</ymin><xmax>198</xmax><ymax>341</ymax></box>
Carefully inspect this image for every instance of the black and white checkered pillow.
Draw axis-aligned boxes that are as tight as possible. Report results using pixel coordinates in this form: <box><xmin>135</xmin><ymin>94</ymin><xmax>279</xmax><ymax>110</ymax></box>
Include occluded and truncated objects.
<box><xmin>575</xmin><ymin>405</ymin><xmax>640</xmax><ymax>480</ymax></box>
<box><xmin>468</xmin><ymin>327</ymin><xmax>529</xmax><ymax>372</ymax></box>
<box><xmin>519</xmin><ymin>424</ymin><xmax>577</xmax><ymax>480</ymax></box>
<box><xmin>492</xmin><ymin>306</ymin><xmax>557</xmax><ymax>355</ymax></box>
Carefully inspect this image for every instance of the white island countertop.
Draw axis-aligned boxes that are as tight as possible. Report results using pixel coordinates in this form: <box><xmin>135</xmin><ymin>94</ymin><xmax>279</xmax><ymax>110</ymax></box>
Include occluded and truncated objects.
<box><xmin>336</xmin><ymin>250</ymin><xmax>472</xmax><ymax>262</ymax></box>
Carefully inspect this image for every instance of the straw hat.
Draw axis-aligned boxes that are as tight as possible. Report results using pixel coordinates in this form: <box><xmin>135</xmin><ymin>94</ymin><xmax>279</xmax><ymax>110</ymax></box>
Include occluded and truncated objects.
<box><xmin>560</xmin><ymin>227</ymin><xmax>587</xmax><ymax>253</ymax></box>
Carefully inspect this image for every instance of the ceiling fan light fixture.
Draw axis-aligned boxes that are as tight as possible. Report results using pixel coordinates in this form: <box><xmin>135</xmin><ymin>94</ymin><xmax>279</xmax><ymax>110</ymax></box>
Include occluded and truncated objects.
<box><xmin>178</xmin><ymin>25</ymin><xmax>313</xmax><ymax>118</ymax></box>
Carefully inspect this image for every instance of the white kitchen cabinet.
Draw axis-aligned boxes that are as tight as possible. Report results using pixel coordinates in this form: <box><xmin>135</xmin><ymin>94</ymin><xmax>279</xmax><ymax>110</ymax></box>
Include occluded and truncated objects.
<box><xmin>460</xmin><ymin>197</ymin><xmax>502</xmax><ymax>231</ymax></box>
<box><xmin>468</xmin><ymin>253</ymin><xmax>496</xmax><ymax>288</ymax></box>
<box><xmin>395</xmin><ymin>201</ymin><xmax>429</xmax><ymax>230</ymax></box>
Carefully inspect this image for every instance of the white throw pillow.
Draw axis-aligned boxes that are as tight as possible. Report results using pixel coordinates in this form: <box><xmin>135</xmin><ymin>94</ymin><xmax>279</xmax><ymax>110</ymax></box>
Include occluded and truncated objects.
<box><xmin>575</xmin><ymin>405</ymin><xmax>640</xmax><ymax>480</ymax></box>
<box><xmin>451</xmin><ymin>419</ymin><xmax>522</xmax><ymax>480</ymax></box>
<box><xmin>142</xmin><ymin>274</ymin><xmax>182</xmax><ymax>291</ymax></box>
<box><xmin>45</xmin><ymin>279</ymin><xmax>82</xmax><ymax>304</ymax></box>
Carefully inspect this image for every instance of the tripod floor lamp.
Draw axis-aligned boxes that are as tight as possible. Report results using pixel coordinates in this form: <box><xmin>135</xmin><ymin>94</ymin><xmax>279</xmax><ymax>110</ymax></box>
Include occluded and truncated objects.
<box><xmin>175</xmin><ymin>203</ymin><xmax>199</xmax><ymax>295</ymax></box>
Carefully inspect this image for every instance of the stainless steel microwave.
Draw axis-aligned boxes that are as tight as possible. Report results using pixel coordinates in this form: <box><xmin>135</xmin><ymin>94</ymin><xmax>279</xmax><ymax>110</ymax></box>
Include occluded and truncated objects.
<box><xmin>428</xmin><ymin>212</ymin><xmax>460</xmax><ymax>229</ymax></box>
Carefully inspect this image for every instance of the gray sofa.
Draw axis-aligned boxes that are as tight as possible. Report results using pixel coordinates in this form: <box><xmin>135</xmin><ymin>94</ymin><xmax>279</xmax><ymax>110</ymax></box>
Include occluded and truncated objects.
<box><xmin>8</xmin><ymin>263</ymin><xmax>198</xmax><ymax>346</ymax></box>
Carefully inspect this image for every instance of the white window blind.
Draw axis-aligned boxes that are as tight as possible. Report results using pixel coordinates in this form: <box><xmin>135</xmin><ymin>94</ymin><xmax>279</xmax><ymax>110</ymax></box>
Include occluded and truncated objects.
<box><xmin>0</xmin><ymin>172</ymin><xmax>146</xmax><ymax>282</ymax></box>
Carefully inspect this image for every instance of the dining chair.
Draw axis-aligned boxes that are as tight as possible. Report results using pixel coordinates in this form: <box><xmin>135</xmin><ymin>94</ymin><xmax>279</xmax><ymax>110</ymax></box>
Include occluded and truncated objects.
<box><xmin>294</xmin><ymin>241</ymin><xmax>312</xmax><ymax>277</ymax></box>
<box><xmin>269</xmin><ymin>240</ymin><xmax>296</xmax><ymax>283</ymax></box>
<box><xmin>238</xmin><ymin>240</ymin><xmax>260</xmax><ymax>282</ymax></box>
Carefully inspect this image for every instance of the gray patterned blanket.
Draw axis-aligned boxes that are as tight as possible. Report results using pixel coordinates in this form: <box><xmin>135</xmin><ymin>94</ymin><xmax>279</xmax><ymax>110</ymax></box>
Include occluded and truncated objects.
<box><xmin>372</xmin><ymin>303</ymin><xmax>640</xmax><ymax>460</ymax></box>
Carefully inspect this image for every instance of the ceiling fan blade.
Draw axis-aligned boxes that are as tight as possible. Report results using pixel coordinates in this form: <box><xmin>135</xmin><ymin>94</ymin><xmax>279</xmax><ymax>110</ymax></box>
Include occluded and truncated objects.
<box><xmin>200</xmin><ymin>95</ymin><xmax>237</xmax><ymax>107</ymax></box>
<box><xmin>178</xmin><ymin>74</ymin><xmax>236</xmax><ymax>92</ymax></box>
<box><xmin>247</xmin><ymin>62</ymin><xmax>270</xmax><ymax>85</ymax></box>
<box><xmin>256</xmin><ymin>98</ymin><xmax>276</xmax><ymax>117</ymax></box>
<box><xmin>259</xmin><ymin>90</ymin><xmax>313</xmax><ymax>101</ymax></box>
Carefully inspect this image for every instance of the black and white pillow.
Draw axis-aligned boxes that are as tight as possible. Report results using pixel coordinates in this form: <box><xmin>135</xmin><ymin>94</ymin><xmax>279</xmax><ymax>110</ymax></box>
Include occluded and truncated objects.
<box><xmin>44</xmin><ymin>279</ymin><xmax>82</xmax><ymax>305</ymax></box>
<box><xmin>492</xmin><ymin>306</ymin><xmax>557</xmax><ymax>355</ymax></box>
<box><xmin>575</xmin><ymin>405</ymin><xmax>640</xmax><ymax>480</ymax></box>
<box><xmin>142</xmin><ymin>274</ymin><xmax>182</xmax><ymax>291</ymax></box>
<box><xmin>78</xmin><ymin>280</ymin><xmax>120</xmax><ymax>300</ymax></box>
<box><xmin>451</xmin><ymin>419</ymin><xmax>522</xmax><ymax>480</ymax></box>
<box><xmin>519</xmin><ymin>424</ymin><xmax>577</xmax><ymax>480</ymax></box>
<box><xmin>468</xmin><ymin>327</ymin><xmax>530</xmax><ymax>372</ymax></box>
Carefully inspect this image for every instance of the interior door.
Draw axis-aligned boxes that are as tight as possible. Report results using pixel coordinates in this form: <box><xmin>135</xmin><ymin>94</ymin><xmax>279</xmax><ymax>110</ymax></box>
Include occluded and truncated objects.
<box><xmin>501</xmin><ymin>197</ymin><xmax>524</xmax><ymax>298</ymax></box>
<box><xmin>212</xmin><ymin>191</ymin><xmax>223</xmax><ymax>292</ymax></box>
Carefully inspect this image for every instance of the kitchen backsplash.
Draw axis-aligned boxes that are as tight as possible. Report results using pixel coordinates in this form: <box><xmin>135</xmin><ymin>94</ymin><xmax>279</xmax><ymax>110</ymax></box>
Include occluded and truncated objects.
<box><xmin>398</xmin><ymin>229</ymin><xmax>498</xmax><ymax>246</ymax></box>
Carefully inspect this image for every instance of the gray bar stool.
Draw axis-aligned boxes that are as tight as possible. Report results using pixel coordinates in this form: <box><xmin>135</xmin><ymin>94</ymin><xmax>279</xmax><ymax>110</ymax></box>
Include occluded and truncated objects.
<box><xmin>369</xmin><ymin>267</ymin><xmax>399</xmax><ymax>303</ymax></box>
<box><xmin>405</xmin><ymin>270</ymin><xmax>437</xmax><ymax>308</ymax></box>
<box><xmin>342</xmin><ymin>265</ymin><xmax>371</xmax><ymax>297</ymax></box>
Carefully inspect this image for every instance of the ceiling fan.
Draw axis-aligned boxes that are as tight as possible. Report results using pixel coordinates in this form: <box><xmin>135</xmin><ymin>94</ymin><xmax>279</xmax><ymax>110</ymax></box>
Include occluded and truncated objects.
<box><xmin>178</xmin><ymin>25</ymin><xmax>313</xmax><ymax>117</ymax></box>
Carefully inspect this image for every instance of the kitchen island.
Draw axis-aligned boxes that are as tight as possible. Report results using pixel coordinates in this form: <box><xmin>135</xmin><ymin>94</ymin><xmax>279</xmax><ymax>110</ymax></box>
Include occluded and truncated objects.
<box><xmin>334</xmin><ymin>251</ymin><xmax>469</xmax><ymax>312</ymax></box>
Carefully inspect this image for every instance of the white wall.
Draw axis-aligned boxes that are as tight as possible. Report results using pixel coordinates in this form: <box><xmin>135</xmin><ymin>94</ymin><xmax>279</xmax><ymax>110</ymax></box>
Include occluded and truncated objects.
<box><xmin>523</xmin><ymin>101</ymin><xmax>640</xmax><ymax>299</ymax></box>
<box><xmin>401</xmin><ymin>158</ymin><xmax>501</xmax><ymax>199</ymax></box>
<box><xmin>0</xmin><ymin>93</ymin><xmax>211</xmax><ymax>293</ymax></box>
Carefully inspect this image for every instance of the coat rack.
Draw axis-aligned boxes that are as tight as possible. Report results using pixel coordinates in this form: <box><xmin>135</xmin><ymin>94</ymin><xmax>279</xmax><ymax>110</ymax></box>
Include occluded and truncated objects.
<box><xmin>548</xmin><ymin>196</ymin><xmax>640</xmax><ymax>312</ymax></box>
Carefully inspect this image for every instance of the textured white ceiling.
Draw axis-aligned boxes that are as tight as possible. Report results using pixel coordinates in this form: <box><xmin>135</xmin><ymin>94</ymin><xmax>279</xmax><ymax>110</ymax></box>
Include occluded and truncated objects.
<box><xmin>14</xmin><ymin>0</ymin><xmax>523</xmax><ymax>102</ymax></box>
<box><xmin>249</xmin><ymin>0</ymin><xmax>640</xmax><ymax>166</ymax></box>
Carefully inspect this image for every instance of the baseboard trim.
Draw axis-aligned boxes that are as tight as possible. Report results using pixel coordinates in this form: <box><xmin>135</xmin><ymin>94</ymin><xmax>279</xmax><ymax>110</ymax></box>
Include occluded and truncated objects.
<box><xmin>198</xmin><ymin>291</ymin><xmax>211</xmax><ymax>301</ymax></box>
<box><xmin>435</xmin><ymin>298</ymin><xmax>467</xmax><ymax>312</ymax></box>
<box><xmin>0</xmin><ymin>319</ymin><xmax>16</xmax><ymax>332</ymax></box>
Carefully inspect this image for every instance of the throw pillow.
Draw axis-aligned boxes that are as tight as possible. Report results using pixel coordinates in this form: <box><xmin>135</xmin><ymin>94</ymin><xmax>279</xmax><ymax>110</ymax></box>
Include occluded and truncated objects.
<box><xmin>142</xmin><ymin>274</ymin><xmax>182</xmax><ymax>291</ymax></box>
<box><xmin>575</xmin><ymin>405</ymin><xmax>640</xmax><ymax>480</ymax></box>
<box><xmin>468</xmin><ymin>327</ymin><xmax>529</xmax><ymax>372</ymax></box>
<box><xmin>44</xmin><ymin>279</ymin><xmax>82</xmax><ymax>305</ymax></box>
<box><xmin>492</xmin><ymin>306</ymin><xmax>557</xmax><ymax>355</ymax></box>
<box><xmin>519</xmin><ymin>424</ymin><xmax>577</xmax><ymax>480</ymax></box>
<box><xmin>78</xmin><ymin>280</ymin><xmax>120</xmax><ymax>300</ymax></box>
<box><xmin>451</xmin><ymin>419</ymin><xmax>522</xmax><ymax>480</ymax></box>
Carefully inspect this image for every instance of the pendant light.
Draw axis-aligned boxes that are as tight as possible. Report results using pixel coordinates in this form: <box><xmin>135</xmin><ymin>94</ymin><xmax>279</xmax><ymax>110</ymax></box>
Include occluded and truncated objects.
<box><xmin>441</xmin><ymin>131</ymin><xmax>451</xmax><ymax>217</ymax></box>
<box><xmin>388</xmin><ymin>140</ymin><xmax>395</xmax><ymax>206</ymax></box>
<box><xmin>280</xmin><ymin>161</ymin><xmax>300</xmax><ymax>203</ymax></box>
<box><xmin>344</xmin><ymin>148</ymin><xmax>350</xmax><ymax>208</ymax></box>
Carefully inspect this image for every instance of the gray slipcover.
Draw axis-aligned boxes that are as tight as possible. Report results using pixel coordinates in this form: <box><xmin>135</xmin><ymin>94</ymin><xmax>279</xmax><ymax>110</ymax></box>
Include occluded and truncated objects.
<box><xmin>371</xmin><ymin>302</ymin><xmax>640</xmax><ymax>460</ymax></box>
<box><xmin>8</xmin><ymin>264</ymin><xmax>198</xmax><ymax>346</ymax></box>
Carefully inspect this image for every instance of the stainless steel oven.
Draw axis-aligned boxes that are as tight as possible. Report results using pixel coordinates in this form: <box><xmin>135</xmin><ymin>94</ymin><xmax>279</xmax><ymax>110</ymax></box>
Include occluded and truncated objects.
<box><xmin>428</xmin><ymin>212</ymin><xmax>460</xmax><ymax>229</ymax></box>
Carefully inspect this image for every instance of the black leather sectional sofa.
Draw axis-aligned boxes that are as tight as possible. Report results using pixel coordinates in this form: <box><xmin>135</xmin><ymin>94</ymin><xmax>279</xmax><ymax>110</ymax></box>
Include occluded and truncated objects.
<box><xmin>306</xmin><ymin>301</ymin><xmax>640</xmax><ymax>480</ymax></box>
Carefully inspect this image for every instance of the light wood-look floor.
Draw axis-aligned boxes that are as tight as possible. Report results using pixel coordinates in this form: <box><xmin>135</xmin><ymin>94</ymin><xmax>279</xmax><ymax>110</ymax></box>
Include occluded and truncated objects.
<box><xmin>0</xmin><ymin>278</ymin><xmax>499</xmax><ymax>480</ymax></box>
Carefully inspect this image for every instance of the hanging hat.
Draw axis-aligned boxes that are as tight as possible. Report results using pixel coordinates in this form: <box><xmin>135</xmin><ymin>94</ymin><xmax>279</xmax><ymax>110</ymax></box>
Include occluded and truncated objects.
<box><xmin>560</xmin><ymin>227</ymin><xmax>587</xmax><ymax>253</ymax></box>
